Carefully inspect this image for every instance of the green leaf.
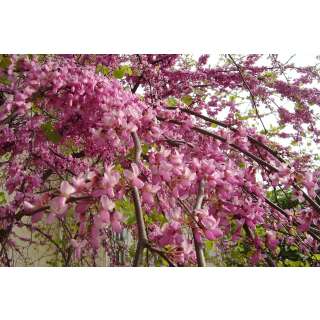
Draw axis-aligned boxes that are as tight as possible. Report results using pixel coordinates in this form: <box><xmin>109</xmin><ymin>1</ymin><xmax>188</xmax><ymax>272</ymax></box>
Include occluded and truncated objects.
<box><xmin>181</xmin><ymin>95</ymin><xmax>193</xmax><ymax>106</ymax></box>
<box><xmin>0</xmin><ymin>76</ymin><xmax>11</xmax><ymax>85</ymax></box>
<box><xmin>204</xmin><ymin>239</ymin><xmax>214</xmax><ymax>251</ymax></box>
<box><xmin>0</xmin><ymin>191</ymin><xmax>6</xmax><ymax>205</ymax></box>
<box><xmin>126</xmin><ymin>214</ymin><xmax>136</xmax><ymax>225</ymax></box>
<box><xmin>141</xmin><ymin>144</ymin><xmax>150</xmax><ymax>155</ymax></box>
<box><xmin>113</xmin><ymin>68</ymin><xmax>125</xmax><ymax>79</ymax></box>
<box><xmin>284</xmin><ymin>259</ymin><xmax>307</xmax><ymax>267</ymax></box>
<box><xmin>262</xmin><ymin>71</ymin><xmax>277</xmax><ymax>82</ymax></box>
<box><xmin>113</xmin><ymin>65</ymin><xmax>132</xmax><ymax>79</ymax></box>
<box><xmin>167</xmin><ymin>97</ymin><xmax>177</xmax><ymax>107</ymax></box>
<box><xmin>235</xmin><ymin>112</ymin><xmax>249</xmax><ymax>121</ymax></box>
<box><xmin>114</xmin><ymin>163</ymin><xmax>124</xmax><ymax>174</ymax></box>
<box><xmin>238</xmin><ymin>162</ymin><xmax>246</xmax><ymax>169</ymax></box>
<box><xmin>41</xmin><ymin>122</ymin><xmax>62</xmax><ymax>144</ymax></box>
<box><xmin>59</xmin><ymin>139</ymin><xmax>81</xmax><ymax>156</ymax></box>
<box><xmin>31</xmin><ymin>104</ymin><xmax>42</xmax><ymax>115</ymax></box>
<box><xmin>124</xmin><ymin>65</ymin><xmax>133</xmax><ymax>76</ymax></box>
<box><xmin>255</xmin><ymin>225</ymin><xmax>266</xmax><ymax>237</ymax></box>
<box><xmin>210</xmin><ymin>123</ymin><xmax>218</xmax><ymax>129</ymax></box>
<box><xmin>96</xmin><ymin>64</ymin><xmax>110</xmax><ymax>76</ymax></box>
<box><xmin>229</xmin><ymin>95</ymin><xmax>237</xmax><ymax>102</ymax></box>
<box><xmin>115</xmin><ymin>198</ymin><xmax>136</xmax><ymax>225</ymax></box>
<box><xmin>0</xmin><ymin>56</ymin><xmax>12</xmax><ymax>70</ymax></box>
<box><xmin>146</xmin><ymin>209</ymin><xmax>167</xmax><ymax>225</ymax></box>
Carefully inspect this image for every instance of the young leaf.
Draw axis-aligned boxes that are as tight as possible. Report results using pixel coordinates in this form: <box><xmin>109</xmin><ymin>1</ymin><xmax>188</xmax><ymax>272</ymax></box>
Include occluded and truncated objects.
<box><xmin>0</xmin><ymin>191</ymin><xmax>6</xmax><ymax>205</ymax></box>
<box><xmin>0</xmin><ymin>56</ymin><xmax>12</xmax><ymax>70</ymax></box>
<box><xmin>41</xmin><ymin>122</ymin><xmax>62</xmax><ymax>144</ymax></box>
<box><xmin>167</xmin><ymin>97</ymin><xmax>177</xmax><ymax>107</ymax></box>
<box><xmin>113</xmin><ymin>65</ymin><xmax>133</xmax><ymax>79</ymax></box>
<box><xmin>181</xmin><ymin>95</ymin><xmax>193</xmax><ymax>106</ymax></box>
<box><xmin>96</xmin><ymin>64</ymin><xmax>110</xmax><ymax>76</ymax></box>
<box><xmin>0</xmin><ymin>76</ymin><xmax>11</xmax><ymax>85</ymax></box>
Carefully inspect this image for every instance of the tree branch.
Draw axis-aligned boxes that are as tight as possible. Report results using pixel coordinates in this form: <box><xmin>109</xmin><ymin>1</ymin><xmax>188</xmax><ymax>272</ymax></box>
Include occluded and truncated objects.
<box><xmin>228</xmin><ymin>54</ymin><xmax>268</xmax><ymax>133</ymax></box>
<box><xmin>131</xmin><ymin>131</ymin><xmax>148</xmax><ymax>266</ymax></box>
<box><xmin>192</xmin><ymin>180</ymin><xmax>206</xmax><ymax>267</ymax></box>
<box><xmin>157</xmin><ymin>116</ymin><xmax>320</xmax><ymax>213</ymax></box>
<box><xmin>166</xmin><ymin>106</ymin><xmax>284</xmax><ymax>163</ymax></box>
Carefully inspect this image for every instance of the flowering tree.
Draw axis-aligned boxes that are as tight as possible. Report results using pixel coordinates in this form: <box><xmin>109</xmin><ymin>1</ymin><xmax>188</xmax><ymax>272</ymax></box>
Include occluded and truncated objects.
<box><xmin>1</xmin><ymin>54</ymin><xmax>320</xmax><ymax>266</ymax></box>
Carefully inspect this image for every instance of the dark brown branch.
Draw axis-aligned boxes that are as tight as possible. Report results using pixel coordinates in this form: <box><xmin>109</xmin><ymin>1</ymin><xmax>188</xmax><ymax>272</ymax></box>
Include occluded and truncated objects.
<box><xmin>133</xmin><ymin>240</ymin><xmax>145</xmax><ymax>267</ymax></box>
<box><xmin>245</xmin><ymin>187</ymin><xmax>320</xmax><ymax>244</ymax></box>
<box><xmin>131</xmin><ymin>132</ymin><xmax>174</xmax><ymax>266</ymax></box>
<box><xmin>192</xmin><ymin>180</ymin><xmax>206</xmax><ymax>267</ymax></box>
<box><xmin>131</xmin><ymin>131</ymin><xmax>148</xmax><ymax>266</ymax></box>
<box><xmin>166</xmin><ymin>106</ymin><xmax>284</xmax><ymax>163</ymax></box>
<box><xmin>130</xmin><ymin>73</ymin><xmax>176</xmax><ymax>267</ymax></box>
<box><xmin>157</xmin><ymin>116</ymin><xmax>320</xmax><ymax>214</ymax></box>
<box><xmin>145</xmin><ymin>243</ymin><xmax>177</xmax><ymax>267</ymax></box>
<box><xmin>157</xmin><ymin>116</ymin><xmax>276</xmax><ymax>171</ymax></box>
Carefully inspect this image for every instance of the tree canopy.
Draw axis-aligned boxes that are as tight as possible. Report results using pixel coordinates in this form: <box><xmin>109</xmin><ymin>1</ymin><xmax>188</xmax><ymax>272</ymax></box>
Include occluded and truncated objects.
<box><xmin>1</xmin><ymin>54</ymin><xmax>320</xmax><ymax>266</ymax></box>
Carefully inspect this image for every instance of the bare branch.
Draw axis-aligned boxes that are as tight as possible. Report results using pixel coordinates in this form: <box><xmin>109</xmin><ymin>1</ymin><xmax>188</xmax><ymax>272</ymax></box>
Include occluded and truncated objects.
<box><xmin>130</xmin><ymin>131</ymin><xmax>148</xmax><ymax>266</ymax></box>
<box><xmin>192</xmin><ymin>180</ymin><xmax>206</xmax><ymax>267</ymax></box>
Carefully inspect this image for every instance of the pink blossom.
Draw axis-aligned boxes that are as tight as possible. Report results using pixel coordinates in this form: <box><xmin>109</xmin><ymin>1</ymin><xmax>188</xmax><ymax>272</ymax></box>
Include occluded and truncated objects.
<box><xmin>141</xmin><ymin>183</ymin><xmax>160</xmax><ymax>205</ymax></box>
<box><xmin>31</xmin><ymin>211</ymin><xmax>43</xmax><ymax>224</ymax></box>
<box><xmin>23</xmin><ymin>201</ymin><xmax>35</xmax><ymax>211</ymax></box>
<box><xmin>124</xmin><ymin>163</ymin><xmax>144</xmax><ymax>189</ymax></box>
<box><xmin>266</xmin><ymin>231</ymin><xmax>278</xmax><ymax>251</ymax></box>
<box><xmin>49</xmin><ymin>196</ymin><xmax>68</xmax><ymax>216</ymax></box>
<box><xmin>111</xmin><ymin>211</ymin><xmax>123</xmax><ymax>233</ymax></box>
<box><xmin>71</xmin><ymin>239</ymin><xmax>87</xmax><ymax>260</ymax></box>
<box><xmin>3</xmin><ymin>54</ymin><xmax>320</xmax><ymax>266</ymax></box>
<box><xmin>100</xmin><ymin>195</ymin><xmax>115</xmax><ymax>211</ymax></box>
<box><xmin>195</xmin><ymin>209</ymin><xmax>223</xmax><ymax>241</ymax></box>
<box><xmin>99</xmin><ymin>209</ymin><xmax>110</xmax><ymax>224</ymax></box>
<box><xmin>60</xmin><ymin>181</ymin><xmax>76</xmax><ymax>197</ymax></box>
<box><xmin>101</xmin><ymin>165</ymin><xmax>120</xmax><ymax>197</ymax></box>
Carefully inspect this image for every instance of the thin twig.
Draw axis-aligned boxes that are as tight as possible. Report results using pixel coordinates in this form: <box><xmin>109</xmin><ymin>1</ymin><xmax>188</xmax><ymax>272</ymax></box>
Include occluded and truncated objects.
<box><xmin>228</xmin><ymin>54</ymin><xmax>268</xmax><ymax>133</ymax></box>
